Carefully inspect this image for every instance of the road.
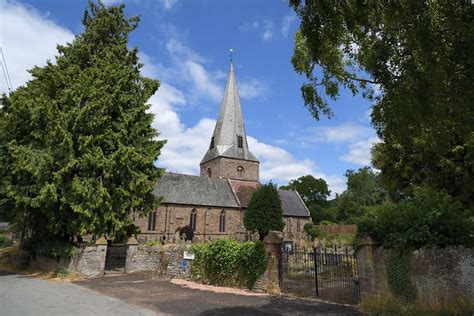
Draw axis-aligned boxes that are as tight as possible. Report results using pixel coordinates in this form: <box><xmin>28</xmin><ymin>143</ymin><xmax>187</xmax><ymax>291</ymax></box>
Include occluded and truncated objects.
<box><xmin>0</xmin><ymin>271</ymin><xmax>156</xmax><ymax>316</ymax></box>
<box><xmin>1</xmin><ymin>270</ymin><xmax>363</xmax><ymax>315</ymax></box>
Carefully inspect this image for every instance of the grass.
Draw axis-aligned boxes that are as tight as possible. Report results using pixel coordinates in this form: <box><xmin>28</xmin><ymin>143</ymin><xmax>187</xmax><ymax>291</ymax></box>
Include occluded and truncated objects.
<box><xmin>360</xmin><ymin>294</ymin><xmax>474</xmax><ymax>316</ymax></box>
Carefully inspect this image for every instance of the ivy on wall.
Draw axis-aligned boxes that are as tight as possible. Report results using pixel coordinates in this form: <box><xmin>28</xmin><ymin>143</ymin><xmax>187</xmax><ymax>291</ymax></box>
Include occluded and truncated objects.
<box><xmin>387</xmin><ymin>251</ymin><xmax>417</xmax><ymax>302</ymax></box>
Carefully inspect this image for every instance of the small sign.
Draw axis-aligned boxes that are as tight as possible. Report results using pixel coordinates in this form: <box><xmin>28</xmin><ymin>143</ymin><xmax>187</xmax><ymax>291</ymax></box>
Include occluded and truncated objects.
<box><xmin>183</xmin><ymin>251</ymin><xmax>195</xmax><ymax>260</ymax></box>
<box><xmin>182</xmin><ymin>259</ymin><xmax>187</xmax><ymax>271</ymax></box>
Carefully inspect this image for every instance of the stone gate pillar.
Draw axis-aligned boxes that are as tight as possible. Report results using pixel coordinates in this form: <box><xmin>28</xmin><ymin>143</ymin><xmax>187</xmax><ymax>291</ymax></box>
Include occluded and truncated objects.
<box><xmin>356</xmin><ymin>236</ymin><xmax>379</xmax><ymax>299</ymax></box>
<box><xmin>263</xmin><ymin>230</ymin><xmax>283</xmax><ymax>294</ymax></box>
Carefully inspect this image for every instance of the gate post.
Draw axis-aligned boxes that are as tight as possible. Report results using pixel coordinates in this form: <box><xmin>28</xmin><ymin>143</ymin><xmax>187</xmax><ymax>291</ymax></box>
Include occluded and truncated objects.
<box><xmin>95</xmin><ymin>235</ymin><xmax>108</xmax><ymax>277</ymax></box>
<box><xmin>356</xmin><ymin>236</ymin><xmax>378</xmax><ymax>299</ymax></box>
<box><xmin>263</xmin><ymin>231</ymin><xmax>283</xmax><ymax>294</ymax></box>
<box><xmin>125</xmin><ymin>234</ymin><xmax>139</xmax><ymax>274</ymax></box>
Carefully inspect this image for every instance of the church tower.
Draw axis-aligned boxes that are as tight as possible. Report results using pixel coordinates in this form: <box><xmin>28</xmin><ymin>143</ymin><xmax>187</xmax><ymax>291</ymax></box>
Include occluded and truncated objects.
<box><xmin>200</xmin><ymin>62</ymin><xmax>260</xmax><ymax>182</ymax></box>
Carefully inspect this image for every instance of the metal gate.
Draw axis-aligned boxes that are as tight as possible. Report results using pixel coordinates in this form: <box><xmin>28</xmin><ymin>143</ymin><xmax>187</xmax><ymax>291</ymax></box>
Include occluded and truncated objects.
<box><xmin>105</xmin><ymin>244</ymin><xmax>128</xmax><ymax>273</ymax></box>
<box><xmin>279</xmin><ymin>244</ymin><xmax>360</xmax><ymax>304</ymax></box>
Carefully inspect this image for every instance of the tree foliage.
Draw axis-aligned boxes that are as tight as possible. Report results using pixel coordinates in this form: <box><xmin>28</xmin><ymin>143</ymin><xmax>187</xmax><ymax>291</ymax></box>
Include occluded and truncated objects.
<box><xmin>0</xmin><ymin>2</ymin><xmax>165</xmax><ymax>240</ymax></box>
<box><xmin>244</xmin><ymin>183</ymin><xmax>284</xmax><ymax>240</ymax></box>
<box><xmin>290</xmin><ymin>0</ymin><xmax>474</xmax><ymax>206</ymax></box>
<box><xmin>357</xmin><ymin>188</ymin><xmax>474</xmax><ymax>250</ymax></box>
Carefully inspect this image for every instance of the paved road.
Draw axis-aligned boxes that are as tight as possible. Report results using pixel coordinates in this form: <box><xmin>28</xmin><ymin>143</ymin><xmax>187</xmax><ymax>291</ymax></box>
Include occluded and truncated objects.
<box><xmin>0</xmin><ymin>271</ymin><xmax>156</xmax><ymax>316</ymax></box>
<box><xmin>76</xmin><ymin>273</ymin><xmax>363</xmax><ymax>315</ymax></box>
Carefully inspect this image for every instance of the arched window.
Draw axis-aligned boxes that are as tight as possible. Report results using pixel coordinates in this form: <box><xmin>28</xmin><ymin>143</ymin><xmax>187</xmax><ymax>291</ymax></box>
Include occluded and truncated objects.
<box><xmin>190</xmin><ymin>209</ymin><xmax>197</xmax><ymax>231</ymax></box>
<box><xmin>148</xmin><ymin>211</ymin><xmax>157</xmax><ymax>231</ymax></box>
<box><xmin>219</xmin><ymin>210</ymin><xmax>226</xmax><ymax>233</ymax></box>
<box><xmin>237</xmin><ymin>166</ymin><xmax>244</xmax><ymax>178</ymax></box>
<box><xmin>207</xmin><ymin>168</ymin><xmax>212</xmax><ymax>178</ymax></box>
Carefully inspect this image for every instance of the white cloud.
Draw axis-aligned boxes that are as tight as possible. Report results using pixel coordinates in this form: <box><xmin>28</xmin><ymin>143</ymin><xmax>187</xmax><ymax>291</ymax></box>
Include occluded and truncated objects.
<box><xmin>186</xmin><ymin>60</ymin><xmax>222</xmax><ymax>102</ymax></box>
<box><xmin>297</xmin><ymin>124</ymin><xmax>374</xmax><ymax>146</ymax></box>
<box><xmin>281</xmin><ymin>14</ymin><xmax>296</xmax><ymax>38</ymax></box>
<box><xmin>238</xmin><ymin>78</ymin><xmax>268</xmax><ymax>99</ymax></box>
<box><xmin>0</xmin><ymin>1</ymin><xmax>74</xmax><ymax>93</ymax></box>
<box><xmin>160</xmin><ymin>0</ymin><xmax>178</xmax><ymax>10</ymax></box>
<box><xmin>262</xmin><ymin>20</ymin><xmax>275</xmax><ymax>41</ymax></box>
<box><xmin>340</xmin><ymin>136</ymin><xmax>380</xmax><ymax>165</ymax></box>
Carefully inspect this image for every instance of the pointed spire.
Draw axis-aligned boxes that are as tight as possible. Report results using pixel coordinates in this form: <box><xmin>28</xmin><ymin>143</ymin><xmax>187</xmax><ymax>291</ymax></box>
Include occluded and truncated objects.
<box><xmin>200</xmin><ymin>61</ymin><xmax>258</xmax><ymax>164</ymax></box>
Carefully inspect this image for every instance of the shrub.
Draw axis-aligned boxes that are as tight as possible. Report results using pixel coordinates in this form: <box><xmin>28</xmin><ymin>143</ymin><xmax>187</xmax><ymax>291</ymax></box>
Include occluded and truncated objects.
<box><xmin>190</xmin><ymin>239</ymin><xmax>266</xmax><ymax>289</ymax></box>
<box><xmin>357</xmin><ymin>188</ymin><xmax>474</xmax><ymax>251</ymax></box>
<box><xmin>303</xmin><ymin>223</ymin><xmax>325</xmax><ymax>241</ymax></box>
<box><xmin>33</xmin><ymin>240</ymin><xmax>80</xmax><ymax>259</ymax></box>
<box><xmin>0</xmin><ymin>235</ymin><xmax>13</xmax><ymax>248</ymax></box>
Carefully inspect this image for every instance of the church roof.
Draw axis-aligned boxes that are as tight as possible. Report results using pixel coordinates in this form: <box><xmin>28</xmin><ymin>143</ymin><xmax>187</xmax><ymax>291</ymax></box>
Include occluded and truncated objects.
<box><xmin>277</xmin><ymin>189</ymin><xmax>311</xmax><ymax>218</ymax></box>
<box><xmin>200</xmin><ymin>62</ymin><xmax>258</xmax><ymax>164</ymax></box>
<box><xmin>153</xmin><ymin>173</ymin><xmax>240</xmax><ymax>208</ymax></box>
<box><xmin>153</xmin><ymin>173</ymin><xmax>310</xmax><ymax>218</ymax></box>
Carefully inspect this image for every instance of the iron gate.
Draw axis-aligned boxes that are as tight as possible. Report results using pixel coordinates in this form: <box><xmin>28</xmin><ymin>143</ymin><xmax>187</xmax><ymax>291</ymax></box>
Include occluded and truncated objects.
<box><xmin>105</xmin><ymin>244</ymin><xmax>128</xmax><ymax>273</ymax></box>
<box><xmin>279</xmin><ymin>244</ymin><xmax>360</xmax><ymax>304</ymax></box>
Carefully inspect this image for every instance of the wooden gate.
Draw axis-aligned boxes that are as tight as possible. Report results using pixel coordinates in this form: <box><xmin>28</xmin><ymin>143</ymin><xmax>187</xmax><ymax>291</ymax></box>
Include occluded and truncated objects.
<box><xmin>105</xmin><ymin>244</ymin><xmax>128</xmax><ymax>273</ymax></box>
<box><xmin>279</xmin><ymin>244</ymin><xmax>360</xmax><ymax>305</ymax></box>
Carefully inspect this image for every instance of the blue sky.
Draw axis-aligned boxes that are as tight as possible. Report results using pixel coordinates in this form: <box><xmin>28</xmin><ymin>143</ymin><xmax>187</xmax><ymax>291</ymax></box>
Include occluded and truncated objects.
<box><xmin>0</xmin><ymin>0</ymin><xmax>378</xmax><ymax>194</ymax></box>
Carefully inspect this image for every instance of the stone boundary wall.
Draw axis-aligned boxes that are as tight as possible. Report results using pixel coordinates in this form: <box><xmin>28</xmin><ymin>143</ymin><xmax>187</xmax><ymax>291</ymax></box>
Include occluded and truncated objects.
<box><xmin>317</xmin><ymin>224</ymin><xmax>357</xmax><ymax>235</ymax></box>
<box><xmin>68</xmin><ymin>244</ymin><xmax>107</xmax><ymax>277</ymax></box>
<box><xmin>125</xmin><ymin>244</ymin><xmax>192</xmax><ymax>279</ymax></box>
<box><xmin>357</xmin><ymin>239</ymin><xmax>474</xmax><ymax>304</ymax></box>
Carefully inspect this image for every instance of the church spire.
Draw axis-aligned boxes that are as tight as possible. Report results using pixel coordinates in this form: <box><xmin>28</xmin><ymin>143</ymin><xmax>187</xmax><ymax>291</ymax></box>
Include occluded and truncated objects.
<box><xmin>200</xmin><ymin>61</ymin><xmax>258</xmax><ymax>165</ymax></box>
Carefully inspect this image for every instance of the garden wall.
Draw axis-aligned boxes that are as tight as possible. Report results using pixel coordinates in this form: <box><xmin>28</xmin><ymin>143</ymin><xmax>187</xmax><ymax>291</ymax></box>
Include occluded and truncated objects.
<box><xmin>357</xmin><ymin>239</ymin><xmax>474</xmax><ymax>304</ymax></box>
<box><xmin>68</xmin><ymin>244</ymin><xmax>107</xmax><ymax>277</ymax></box>
<box><xmin>125</xmin><ymin>244</ymin><xmax>192</xmax><ymax>278</ymax></box>
<box><xmin>317</xmin><ymin>224</ymin><xmax>357</xmax><ymax>235</ymax></box>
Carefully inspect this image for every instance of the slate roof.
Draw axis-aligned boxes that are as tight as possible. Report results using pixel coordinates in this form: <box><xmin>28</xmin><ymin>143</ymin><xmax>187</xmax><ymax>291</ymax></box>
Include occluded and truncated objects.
<box><xmin>153</xmin><ymin>173</ymin><xmax>239</xmax><ymax>208</ymax></box>
<box><xmin>201</xmin><ymin>62</ymin><xmax>258</xmax><ymax>164</ymax></box>
<box><xmin>153</xmin><ymin>173</ymin><xmax>310</xmax><ymax>218</ymax></box>
<box><xmin>277</xmin><ymin>189</ymin><xmax>311</xmax><ymax>217</ymax></box>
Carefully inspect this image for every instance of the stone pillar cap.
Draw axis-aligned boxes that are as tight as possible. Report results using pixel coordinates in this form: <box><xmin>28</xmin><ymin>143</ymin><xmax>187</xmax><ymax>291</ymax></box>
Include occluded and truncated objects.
<box><xmin>95</xmin><ymin>235</ymin><xmax>108</xmax><ymax>245</ymax></box>
<box><xmin>263</xmin><ymin>231</ymin><xmax>283</xmax><ymax>244</ymax></box>
<box><xmin>126</xmin><ymin>234</ymin><xmax>139</xmax><ymax>245</ymax></box>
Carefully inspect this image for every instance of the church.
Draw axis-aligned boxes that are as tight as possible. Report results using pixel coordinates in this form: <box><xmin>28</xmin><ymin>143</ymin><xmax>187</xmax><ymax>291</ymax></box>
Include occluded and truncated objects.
<box><xmin>134</xmin><ymin>62</ymin><xmax>311</xmax><ymax>242</ymax></box>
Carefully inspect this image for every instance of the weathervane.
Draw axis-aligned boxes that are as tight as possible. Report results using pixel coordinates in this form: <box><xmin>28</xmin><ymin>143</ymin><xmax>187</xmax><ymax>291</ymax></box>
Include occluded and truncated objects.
<box><xmin>229</xmin><ymin>48</ymin><xmax>233</xmax><ymax>62</ymax></box>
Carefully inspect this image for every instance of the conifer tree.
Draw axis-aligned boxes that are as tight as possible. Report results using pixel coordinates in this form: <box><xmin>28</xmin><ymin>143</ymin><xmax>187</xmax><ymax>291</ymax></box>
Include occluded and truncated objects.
<box><xmin>0</xmin><ymin>2</ymin><xmax>165</xmax><ymax>241</ymax></box>
<box><xmin>244</xmin><ymin>183</ymin><xmax>284</xmax><ymax>240</ymax></box>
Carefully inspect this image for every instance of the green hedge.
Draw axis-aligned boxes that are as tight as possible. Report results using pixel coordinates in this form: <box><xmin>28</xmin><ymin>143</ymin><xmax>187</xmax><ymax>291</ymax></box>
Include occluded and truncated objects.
<box><xmin>190</xmin><ymin>239</ymin><xmax>266</xmax><ymax>289</ymax></box>
<box><xmin>32</xmin><ymin>240</ymin><xmax>80</xmax><ymax>259</ymax></box>
<box><xmin>357</xmin><ymin>188</ymin><xmax>474</xmax><ymax>251</ymax></box>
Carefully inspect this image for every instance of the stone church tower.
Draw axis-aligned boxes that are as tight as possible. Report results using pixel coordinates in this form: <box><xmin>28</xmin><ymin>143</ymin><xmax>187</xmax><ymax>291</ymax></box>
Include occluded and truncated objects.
<box><xmin>200</xmin><ymin>62</ymin><xmax>259</xmax><ymax>183</ymax></box>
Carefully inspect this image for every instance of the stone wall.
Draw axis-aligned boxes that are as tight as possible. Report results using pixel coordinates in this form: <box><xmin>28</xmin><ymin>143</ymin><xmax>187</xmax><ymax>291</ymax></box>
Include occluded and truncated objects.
<box><xmin>357</xmin><ymin>240</ymin><xmax>474</xmax><ymax>304</ymax></box>
<box><xmin>68</xmin><ymin>244</ymin><xmax>107</xmax><ymax>277</ymax></box>
<box><xmin>135</xmin><ymin>204</ymin><xmax>246</xmax><ymax>242</ymax></box>
<box><xmin>125</xmin><ymin>244</ymin><xmax>192</xmax><ymax>278</ymax></box>
<box><xmin>283</xmin><ymin>217</ymin><xmax>311</xmax><ymax>240</ymax></box>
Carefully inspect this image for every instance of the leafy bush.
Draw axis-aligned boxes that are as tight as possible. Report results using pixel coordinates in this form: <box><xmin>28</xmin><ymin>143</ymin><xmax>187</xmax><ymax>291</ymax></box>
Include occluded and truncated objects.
<box><xmin>190</xmin><ymin>239</ymin><xmax>266</xmax><ymax>289</ymax></box>
<box><xmin>357</xmin><ymin>188</ymin><xmax>474</xmax><ymax>250</ymax></box>
<box><xmin>33</xmin><ymin>240</ymin><xmax>80</xmax><ymax>259</ymax></box>
<box><xmin>303</xmin><ymin>223</ymin><xmax>326</xmax><ymax>240</ymax></box>
<box><xmin>0</xmin><ymin>235</ymin><xmax>13</xmax><ymax>248</ymax></box>
<box><xmin>55</xmin><ymin>268</ymin><xmax>72</xmax><ymax>278</ymax></box>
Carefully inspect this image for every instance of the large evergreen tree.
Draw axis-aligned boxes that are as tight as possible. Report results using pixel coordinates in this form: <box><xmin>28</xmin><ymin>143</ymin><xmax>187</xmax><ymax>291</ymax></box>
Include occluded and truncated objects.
<box><xmin>244</xmin><ymin>183</ymin><xmax>284</xmax><ymax>240</ymax></box>
<box><xmin>0</xmin><ymin>2</ymin><xmax>165</xmax><ymax>241</ymax></box>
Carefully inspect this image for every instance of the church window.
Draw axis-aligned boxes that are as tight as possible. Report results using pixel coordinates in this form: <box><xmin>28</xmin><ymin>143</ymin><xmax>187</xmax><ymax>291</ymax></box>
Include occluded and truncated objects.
<box><xmin>219</xmin><ymin>210</ymin><xmax>226</xmax><ymax>232</ymax></box>
<box><xmin>207</xmin><ymin>168</ymin><xmax>212</xmax><ymax>178</ymax></box>
<box><xmin>297</xmin><ymin>219</ymin><xmax>300</xmax><ymax>233</ymax></box>
<box><xmin>237</xmin><ymin>135</ymin><xmax>243</xmax><ymax>148</ymax></box>
<box><xmin>288</xmin><ymin>218</ymin><xmax>291</xmax><ymax>233</ymax></box>
<box><xmin>190</xmin><ymin>209</ymin><xmax>197</xmax><ymax>231</ymax></box>
<box><xmin>210</xmin><ymin>137</ymin><xmax>214</xmax><ymax>149</ymax></box>
<box><xmin>148</xmin><ymin>211</ymin><xmax>157</xmax><ymax>231</ymax></box>
<box><xmin>237</xmin><ymin>166</ymin><xmax>244</xmax><ymax>178</ymax></box>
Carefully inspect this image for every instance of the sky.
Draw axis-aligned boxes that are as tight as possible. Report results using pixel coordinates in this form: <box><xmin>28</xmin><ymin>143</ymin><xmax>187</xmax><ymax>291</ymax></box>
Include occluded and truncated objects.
<box><xmin>0</xmin><ymin>0</ymin><xmax>379</xmax><ymax>195</ymax></box>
